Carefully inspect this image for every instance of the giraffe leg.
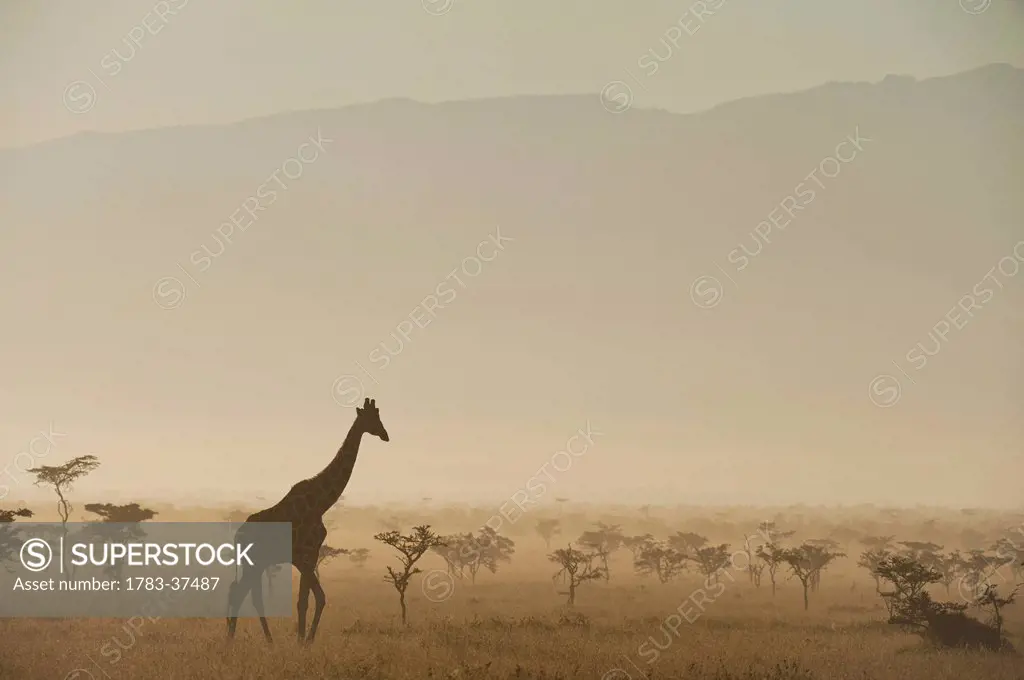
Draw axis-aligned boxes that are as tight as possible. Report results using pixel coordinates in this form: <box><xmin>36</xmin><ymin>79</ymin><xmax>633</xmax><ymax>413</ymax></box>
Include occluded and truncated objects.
<box><xmin>305</xmin><ymin>572</ymin><xmax>327</xmax><ymax>643</ymax></box>
<box><xmin>250</xmin><ymin>571</ymin><xmax>273</xmax><ymax>643</ymax></box>
<box><xmin>296</xmin><ymin>571</ymin><xmax>311</xmax><ymax>642</ymax></box>
<box><xmin>226</xmin><ymin>569</ymin><xmax>259</xmax><ymax>639</ymax></box>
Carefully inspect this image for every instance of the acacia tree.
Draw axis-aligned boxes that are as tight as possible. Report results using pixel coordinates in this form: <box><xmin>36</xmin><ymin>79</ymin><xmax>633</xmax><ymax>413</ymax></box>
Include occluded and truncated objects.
<box><xmin>0</xmin><ymin>508</ymin><xmax>32</xmax><ymax>523</ymax></box>
<box><xmin>742</xmin><ymin>533</ymin><xmax>764</xmax><ymax>585</ymax></box>
<box><xmin>828</xmin><ymin>525</ymin><xmax>863</xmax><ymax>555</ymax></box>
<box><xmin>83</xmin><ymin>502</ymin><xmax>158</xmax><ymax>579</ymax></box>
<box><xmin>432</xmin><ymin>537</ymin><xmax>465</xmax><ymax>577</ymax></box>
<box><xmin>688</xmin><ymin>544</ymin><xmax>732</xmax><ymax>585</ymax></box>
<box><xmin>858</xmin><ymin>549</ymin><xmax>891</xmax><ymax>590</ymax></box>
<box><xmin>632</xmin><ymin>539</ymin><xmax>686</xmax><ymax>583</ymax></box>
<box><xmin>974</xmin><ymin>583</ymin><xmax>1019</xmax><ymax>640</ymax></box>
<box><xmin>373</xmin><ymin>525</ymin><xmax>446</xmax><ymax>625</ymax></box>
<box><xmin>781</xmin><ymin>544</ymin><xmax>844</xmax><ymax>610</ymax></box>
<box><xmin>668</xmin><ymin>531</ymin><xmax>708</xmax><ymax>555</ymax></box>
<box><xmin>899</xmin><ymin>541</ymin><xmax>945</xmax><ymax>582</ymax></box>
<box><xmin>315</xmin><ymin>545</ymin><xmax>349</xmax><ymax>578</ymax></box>
<box><xmin>804</xmin><ymin>538</ymin><xmax>843</xmax><ymax>591</ymax></box>
<box><xmin>860</xmin><ymin>535</ymin><xmax>896</xmax><ymax>553</ymax></box>
<box><xmin>577</xmin><ymin>523</ymin><xmax>623</xmax><ymax>582</ymax></box>
<box><xmin>867</xmin><ymin>552</ymin><xmax>1010</xmax><ymax>650</ymax></box>
<box><xmin>757</xmin><ymin>521</ymin><xmax>795</xmax><ymax>545</ymax></box>
<box><xmin>348</xmin><ymin>547</ymin><xmax>370</xmax><ymax>568</ymax></box>
<box><xmin>989</xmin><ymin>538</ymin><xmax>1023</xmax><ymax>583</ymax></box>
<box><xmin>872</xmin><ymin>553</ymin><xmax>938</xmax><ymax>619</ymax></box>
<box><xmin>548</xmin><ymin>544</ymin><xmax>603</xmax><ymax>606</ymax></box>
<box><xmin>28</xmin><ymin>455</ymin><xmax>99</xmax><ymax>525</ymax></box>
<box><xmin>757</xmin><ymin>542</ymin><xmax>788</xmax><ymax>596</ymax></box>
<box><xmin>623</xmin><ymin>534</ymin><xmax>656</xmax><ymax>561</ymax></box>
<box><xmin>535</xmin><ymin>518</ymin><xmax>561</xmax><ymax>550</ymax></box>
<box><xmin>28</xmin><ymin>455</ymin><xmax>100</xmax><ymax>574</ymax></box>
<box><xmin>0</xmin><ymin>507</ymin><xmax>34</xmax><ymax>570</ymax></box>
<box><xmin>463</xmin><ymin>527</ymin><xmax>515</xmax><ymax>583</ymax></box>
<box><xmin>959</xmin><ymin>549</ymin><xmax>1002</xmax><ymax>601</ymax></box>
<box><xmin>936</xmin><ymin>550</ymin><xmax>962</xmax><ymax>595</ymax></box>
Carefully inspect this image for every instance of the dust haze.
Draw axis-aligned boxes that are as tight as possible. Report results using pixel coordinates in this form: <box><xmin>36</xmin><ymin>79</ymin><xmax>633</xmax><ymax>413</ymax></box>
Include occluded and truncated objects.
<box><xmin>1</xmin><ymin>1</ymin><xmax>1024</xmax><ymax>678</ymax></box>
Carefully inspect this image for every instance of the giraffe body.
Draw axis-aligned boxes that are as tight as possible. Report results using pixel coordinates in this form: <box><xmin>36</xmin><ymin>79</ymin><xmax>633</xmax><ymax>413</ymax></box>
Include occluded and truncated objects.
<box><xmin>225</xmin><ymin>398</ymin><xmax>389</xmax><ymax>644</ymax></box>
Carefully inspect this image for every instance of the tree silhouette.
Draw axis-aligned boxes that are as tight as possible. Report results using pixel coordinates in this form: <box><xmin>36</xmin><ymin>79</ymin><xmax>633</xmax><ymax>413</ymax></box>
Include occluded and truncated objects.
<box><xmin>0</xmin><ymin>507</ymin><xmax>34</xmax><ymax>570</ymax></box>
<box><xmin>828</xmin><ymin>525</ymin><xmax>862</xmax><ymax>554</ymax></box>
<box><xmin>0</xmin><ymin>508</ymin><xmax>32</xmax><ymax>523</ymax></box>
<box><xmin>858</xmin><ymin>548</ymin><xmax>891</xmax><ymax>590</ymax></box>
<box><xmin>439</xmin><ymin>528</ymin><xmax>515</xmax><ymax>583</ymax></box>
<box><xmin>757</xmin><ymin>521</ymin><xmax>795</xmax><ymax>545</ymax></box>
<box><xmin>315</xmin><ymin>545</ymin><xmax>349</xmax><ymax>578</ymax></box>
<box><xmin>803</xmin><ymin>538</ymin><xmax>842</xmax><ymax>591</ymax></box>
<box><xmin>974</xmin><ymin>582</ymin><xmax>1019</xmax><ymax>640</ymax></box>
<box><xmin>535</xmin><ymin>518</ymin><xmax>561</xmax><ymax>550</ymax></box>
<box><xmin>781</xmin><ymin>544</ymin><xmax>841</xmax><ymax>610</ymax></box>
<box><xmin>936</xmin><ymin>550</ymin><xmax>962</xmax><ymax>595</ymax></box>
<box><xmin>348</xmin><ymin>547</ymin><xmax>370</xmax><ymax>568</ymax></box>
<box><xmin>757</xmin><ymin>542</ymin><xmax>787</xmax><ymax>597</ymax></box>
<box><xmin>432</xmin><ymin>534</ymin><xmax>467</xmax><ymax>577</ymax></box>
<box><xmin>466</xmin><ymin>527</ymin><xmax>515</xmax><ymax>583</ymax></box>
<box><xmin>873</xmin><ymin>553</ymin><xmax>940</xmax><ymax>619</ymax></box>
<box><xmin>577</xmin><ymin>523</ymin><xmax>623</xmax><ymax>581</ymax></box>
<box><xmin>548</xmin><ymin>544</ymin><xmax>603</xmax><ymax>605</ymax></box>
<box><xmin>27</xmin><ymin>455</ymin><xmax>99</xmax><ymax>525</ymax></box>
<box><xmin>622</xmin><ymin>533</ymin><xmax>655</xmax><ymax>561</ymax></box>
<box><xmin>741</xmin><ymin>533</ymin><xmax>765</xmax><ymax>585</ymax></box>
<box><xmin>27</xmin><ymin>455</ymin><xmax>99</xmax><ymax>574</ymax></box>
<box><xmin>82</xmin><ymin>502</ymin><xmax>158</xmax><ymax>579</ymax></box>
<box><xmin>687</xmin><ymin>543</ymin><xmax>732</xmax><ymax>585</ymax></box>
<box><xmin>988</xmin><ymin>538</ymin><xmax>1023</xmax><ymax>582</ymax></box>
<box><xmin>959</xmin><ymin>549</ymin><xmax>1003</xmax><ymax>600</ymax></box>
<box><xmin>373</xmin><ymin>525</ymin><xmax>445</xmax><ymax>625</ymax></box>
<box><xmin>632</xmin><ymin>539</ymin><xmax>686</xmax><ymax>583</ymax></box>
<box><xmin>868</xmin><ymin>552</ymin><xmax>1011</xmax><ymax>649</ymax></box>
<box><xmin>898</xmin><ymin>541</ymin><xmax>945</xmax><ymax>579</ymax></box>
<box><xmin>668</xmin><ymin>531</ymin><xmax>708</xmax><ymax>555</ymax></box>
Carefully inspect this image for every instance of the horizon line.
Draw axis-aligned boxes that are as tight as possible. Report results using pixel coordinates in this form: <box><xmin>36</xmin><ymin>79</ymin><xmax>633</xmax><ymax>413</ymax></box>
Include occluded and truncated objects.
<box><xmin>5</xmin><ymin>62</ymin><xmax>1017</xmax><ymax>152</ymax></box>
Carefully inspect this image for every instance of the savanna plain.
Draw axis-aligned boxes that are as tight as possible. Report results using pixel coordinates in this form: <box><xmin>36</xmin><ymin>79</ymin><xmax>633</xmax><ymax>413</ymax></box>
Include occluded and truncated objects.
<box><xmin>2</xmin><ymin>503</ymin><xmax>1023</xmax><ymax>680</ymax></box>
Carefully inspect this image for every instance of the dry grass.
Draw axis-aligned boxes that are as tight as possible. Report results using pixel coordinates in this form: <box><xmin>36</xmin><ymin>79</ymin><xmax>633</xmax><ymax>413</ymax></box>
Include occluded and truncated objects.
<box><xmin>3</xmin><ymin>554</ymin><xmax>1023</xmax><ymax>680</ymax></box>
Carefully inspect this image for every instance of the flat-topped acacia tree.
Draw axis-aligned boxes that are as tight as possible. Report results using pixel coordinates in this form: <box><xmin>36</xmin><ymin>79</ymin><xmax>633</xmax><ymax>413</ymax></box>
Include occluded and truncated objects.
<box><xmin>27</xmin><ymin>455</ymin><xmax>100</xmax><ymax>575</ymax></box>
<box><xmin>0</xmin><ymin>507</ymin><xmax>33</xmax><ymax>568</ymax></box>
<box><xmin>315</xmin><ymin>545</ymin><xmax>349</xmax><ymax>578</ymax></box>
<box><xmin>83</xmin><ymin>502</ymin><xmax>158</xmax><ymax>579</ymax></box>
<box><xmin>27</xmin><ymin>455</ymin><xmax>100</xmax><ymax>526</ymax></box>
<box><xmin>348</xmin><ymin>547</ymin><xmax>370</xmax><ymax>568</ymax></box>
<box><xmin>781</xmin><ymin>543</ymin><xmax>845</xmax><ymax>610</ymax></box>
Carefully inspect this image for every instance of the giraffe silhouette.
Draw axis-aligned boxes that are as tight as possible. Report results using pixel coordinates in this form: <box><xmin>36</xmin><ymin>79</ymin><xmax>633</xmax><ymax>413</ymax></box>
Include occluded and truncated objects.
<box><xmin>226</xmin><ymin>397</ymin><xmax>389</xmax><ymax>643</ymax></box>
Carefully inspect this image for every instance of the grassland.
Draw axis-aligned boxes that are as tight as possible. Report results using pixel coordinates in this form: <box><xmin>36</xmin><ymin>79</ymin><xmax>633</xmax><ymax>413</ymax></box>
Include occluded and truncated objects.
<box><xmin>2</xmin><ymin>549</ymin><xmax>1023</xmax><ymax>678</ymax></box>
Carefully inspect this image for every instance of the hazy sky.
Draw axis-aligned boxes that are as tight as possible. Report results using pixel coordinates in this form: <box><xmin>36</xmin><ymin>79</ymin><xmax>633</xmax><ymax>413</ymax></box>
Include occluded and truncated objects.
<box><xmin>1</xmin><ymin>2</ymin><xmax>1022</xmax><ymax>510</ymax></box>
<box><xmin>2</xmin><ymin>0</ymin><xmax>1024</xmax><ymax>148</ymax></box>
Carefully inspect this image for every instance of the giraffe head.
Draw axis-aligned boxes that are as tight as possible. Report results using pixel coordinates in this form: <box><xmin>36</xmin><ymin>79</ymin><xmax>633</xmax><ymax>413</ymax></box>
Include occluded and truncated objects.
<box><xmin>355</xmin><ymin>398</ymin><xmax>389</xmax><ymax>442</ymax></box>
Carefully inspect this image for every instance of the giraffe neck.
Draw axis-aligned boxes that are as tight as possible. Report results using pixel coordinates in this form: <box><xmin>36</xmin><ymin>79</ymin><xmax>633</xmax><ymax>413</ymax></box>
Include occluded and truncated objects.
<box><xmin>311</xmin><ymin>421</ymin><xmax>363</xmax><ymax>514</ymax></box>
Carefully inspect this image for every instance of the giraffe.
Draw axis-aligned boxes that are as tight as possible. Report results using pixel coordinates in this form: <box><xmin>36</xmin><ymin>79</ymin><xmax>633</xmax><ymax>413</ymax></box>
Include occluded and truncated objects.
<box><xmin>226</xmin><ymin>397</ymin><xmax>389</xmax><ymax>644</ymax></box>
